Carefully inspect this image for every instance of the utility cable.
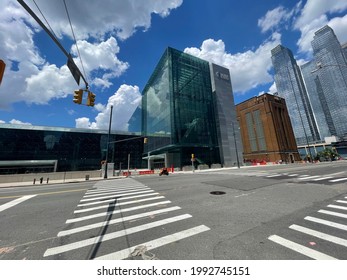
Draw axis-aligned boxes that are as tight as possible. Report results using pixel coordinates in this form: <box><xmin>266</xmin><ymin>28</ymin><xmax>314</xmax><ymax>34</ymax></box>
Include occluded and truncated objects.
<box><xmin>63</xmin><ymin>0</ymin><xmax>88</xmax><ymax>87</ymax></box>
<box><xmin>32</xmin><ymin>0</ymin><xmax>59</xmax><ymax>41</ymax></box>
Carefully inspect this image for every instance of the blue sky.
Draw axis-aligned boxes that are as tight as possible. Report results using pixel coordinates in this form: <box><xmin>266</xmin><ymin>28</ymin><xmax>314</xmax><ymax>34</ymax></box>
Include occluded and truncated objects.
<box><xmin>1</xmin><ymin>0</ymin><xmax>347</xmax><ymax>132</ymax></box>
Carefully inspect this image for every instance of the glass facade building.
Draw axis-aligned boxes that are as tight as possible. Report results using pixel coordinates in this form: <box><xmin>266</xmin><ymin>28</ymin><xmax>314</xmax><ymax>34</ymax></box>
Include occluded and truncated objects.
<box><xmin>301</xmin><ymin>60</ymin><xmax>336</xmax><ymax>139</ymax></box>
<box><xmin>271</xmin><ymin>44</ymin><xmax>320</xmax><ymax>145</ymax></box>
<box><xmin>142</xmin><ymin>47</ymin><xmax>243</xmax><ymax>168</ymax></box>
<box><xmin>0</xmin><ymin>124</ymin><xmax>145</xmax><ymax>174</ymax></box>
<box><xmin>310</xmin><ymin>25</ymin><xmax>347</xmax><ymax>138</ymax></box>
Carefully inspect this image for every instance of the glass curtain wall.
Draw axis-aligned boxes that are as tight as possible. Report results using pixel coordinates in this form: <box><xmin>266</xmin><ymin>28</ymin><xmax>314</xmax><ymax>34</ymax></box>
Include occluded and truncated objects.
<box><xmin>142</xmin><ymin>47</ymin><xmax>220</xmax><ymax>168</ymax></box>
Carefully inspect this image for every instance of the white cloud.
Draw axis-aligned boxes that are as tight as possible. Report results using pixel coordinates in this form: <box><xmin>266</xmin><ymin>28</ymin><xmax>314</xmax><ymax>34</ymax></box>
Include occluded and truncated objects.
<box><xmin>258</xmin><ymin>6</ymin><xmax>289</xmax><ymax>33</ymax></box>
<box><xmin>23</xmin><ymin>0</ymin><xmax>183</xmax><ymax>41</ymax></box>
<box><xmin>184</xmin><ymin>33</ymin><xmax>281</xmax><ymax>94</ymax></box>
<box><xmin>0</xmin><ymin>0</ymin><xmax>182</xmax><ymax>109</ymax></box>
<box><xmin>75</xmin><ymin>84</ymin><xmax>141</xmax><ymax>131</ymax></box>
<box><xmin>9</xmin><ymin>119</ymin><xmax>32</xmax><ymax>125</ymax></box>
<box><xmin>294</xmin><ymin>0</ymin><xmax>347</xmax><ymax>53</ymax></box>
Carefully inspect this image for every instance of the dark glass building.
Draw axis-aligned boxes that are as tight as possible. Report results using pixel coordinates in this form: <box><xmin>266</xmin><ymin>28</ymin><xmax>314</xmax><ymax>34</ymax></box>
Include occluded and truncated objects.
<box><xmin>142</xmin><ymin>47</ymin><xmax>243</xmax><ymax>168</ymax></box>
<box><xmin>0</xmin><ymin>124</ymin><xmax>145</xmax><ymax>174</ymax></box>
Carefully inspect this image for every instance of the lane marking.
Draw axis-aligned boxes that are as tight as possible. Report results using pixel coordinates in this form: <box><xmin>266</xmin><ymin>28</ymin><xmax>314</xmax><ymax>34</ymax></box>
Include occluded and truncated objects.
<box><xmin>85</xmin><ymin>187</ymin><xmax>149</xmax><ymax>196</ymax></box>
<box><xmin>288</xmin><ymin>174</ymin><xmax>299</xmax><ymax>177</ymax></box>
<box><xmin>80</xmin><ymin>190</ymin><xmax>154</xmax><ymax>202</ymax></box>
<box><xmin>94</xmin><ymin>225</ymin><xmax>211</xmax><ymax>260</ymax></box>
<box><xmin>297</xmin><ymin>175</ymin><xmax>320</xmax><ymax>180</ymax></box>
<box><xmin>329</xmin><ymin>178</ymin><xmax>347</xmax><ymax>183</ymax></box>
<box><xmin>318</xmin><ymin>209</ymin><xmax>347</xmax><ymax>219</ymax></box>
<box><xmin>86</xmin><ymin>186</ymin><xmax>147</xmax><ymax>194</ymax></box>
<box><xmin>44</xmin><ymin>214</ymin><xmax>192</xmax><ymax>257</ymax></box>
<box><xmin>0</xmin><ymin>188</ymin><xmax>87</xmax><ymax>200</ymax></box>
<box><xmin>59</xmin><ymin>206</ymin><xmax>181</xmax><ymax>236</ymax></box>
<box><xmin>304</xmin><ymin>216</ymin><xmax>347</xmax><ymax>231</ymax></box>
<box><xmin>290</xmin><ymin>224</ymin><xmax>347</xmax><ymax>247</ymax></box>
<box><xmin>83</xmin><ymin>189</ymin><xmax>152</xmax><ymax>199</ymax></box>
<box><xmin>313</xmin><ymin>177</ymin><xmax>333</xmax><ymax>181</ymax></box>
<box><xmin>77</xmin><ymin>192</ymin><xmax>159</xmax><ymax>207</ymax></box>
<box><xmin>266</xmin><ymin>174</ymin><xmax>282</xmax><ymax>178</ymax></box>
<box><xmin>74</xmin><ymin>196</ymin><xmax>165</xmax><ymax>213</ymax></box>
<box><xmin>0</xmin><ymin>195</ymin><xmax>37</xmax><ymax>212</ymax></box>
<box><xmin>66</xmin><ymin>200</ymin><xmax>171</xmax><ymax>223</ymax></box>
<box><xmin>327</xmin><ymin>204</ymin><xmax>347</xmax><ymax>211</ymax></box>
<box><xmin>336</xmin><ymin>200</ymin><xmax>347</xmax><ymax>204</ymax></box>
<box><xmin>268</xmin><ymin>235</ymin><xmax>337</xmax><ymax>260</ymax></box>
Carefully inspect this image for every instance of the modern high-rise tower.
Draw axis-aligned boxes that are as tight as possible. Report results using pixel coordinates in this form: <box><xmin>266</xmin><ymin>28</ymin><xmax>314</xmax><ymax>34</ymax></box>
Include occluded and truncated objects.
<box><xmin>142</xmin><ymin>47</ymin><xmax>243</xmax><ymax>168</ymax></box>
<box><xmin>310</xmin><ymin>25</ymin><xmax>347</xmax><ymax>138</ymax></box>
<box><xmin>271</xmin><ymin>45</ymin><xmax>320</xmax><ymax>146</ymax></box>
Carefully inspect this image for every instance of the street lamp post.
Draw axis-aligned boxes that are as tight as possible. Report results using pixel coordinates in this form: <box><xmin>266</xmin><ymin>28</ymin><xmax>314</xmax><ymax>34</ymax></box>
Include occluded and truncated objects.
<box><xmin>231</xmin><ymin>121</ymin><xmax>240</xmax><ymax>168</ymax></box>
<box><xmin>104</xmin><ymin>105</ymin><xmax>113</xmax><ymax>179</ymax></box>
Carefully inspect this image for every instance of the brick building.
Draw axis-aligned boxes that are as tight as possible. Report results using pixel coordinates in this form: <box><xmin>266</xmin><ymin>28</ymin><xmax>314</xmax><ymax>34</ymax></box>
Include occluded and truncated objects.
<box><xmin>236</xmin><ymin>93</ymin><xmax>301</xmax><ymax>164</ymax></box>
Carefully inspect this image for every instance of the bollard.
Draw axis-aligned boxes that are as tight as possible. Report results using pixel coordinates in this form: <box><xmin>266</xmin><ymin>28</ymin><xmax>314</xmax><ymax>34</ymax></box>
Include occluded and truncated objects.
<box><xmin>40</xmin><ymin>177</ymin><xmax>43</xmax><ymax>184</ymax></box>
<box><xmin>46</xmin><ymin>178</ymin><xmax>49</xmax><ymax>184</ymax></box>
<box><xmin>33</xmin><ymin>178</ymin><xmax>36</xmax><ymax>185</ymax></box>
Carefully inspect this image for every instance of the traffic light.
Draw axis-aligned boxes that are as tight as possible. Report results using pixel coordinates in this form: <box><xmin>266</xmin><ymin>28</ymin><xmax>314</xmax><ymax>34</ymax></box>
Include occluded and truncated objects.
<box><xmin>73</xmin><ymin>89</ymin><xmax>83</xmax><ymax>104</ymax></box>
<box><xmin>0</xmin><ymin>60</ymin><xmax>5</xmax><ymax>86</ymax></box>
<box><xmin>144</xmin><ymin>137</ymin><xmax>148</xmax><ymax>144</ymax></box>
<box><xmin>191</xmin><ymin>153</ymin><xmax>195</xmax><ymax>159</ymax></box>
<box><xmin>87</xmin><ymin>91</ymin><xmax>96</xmax><ymax>106</ymax></box>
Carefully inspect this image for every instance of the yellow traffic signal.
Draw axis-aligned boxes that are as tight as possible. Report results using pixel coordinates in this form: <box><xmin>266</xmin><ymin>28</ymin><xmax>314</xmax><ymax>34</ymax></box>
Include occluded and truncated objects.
<box><xmin>191</xmin><ymin>153</ymin><xmax>195</xmax><ymax>159</ymax></box>
<box><xmin>144</xmin><ymin>137</ymin><xmax>148</xmax><ymax>144</ymax></box>
<box><xmin>73</xmin><ymin>89</ymin><xmax>83</xmax><ymax>104</ymax></box>
<box><xmin>87</xmin><ymin>91</ymin><xmax>96</xmax><ymax>106</ymax></box>
<box><xmin>0</xmin><ymin>60</ymin><xmax>6</xmax><ymax>86</ymax></box>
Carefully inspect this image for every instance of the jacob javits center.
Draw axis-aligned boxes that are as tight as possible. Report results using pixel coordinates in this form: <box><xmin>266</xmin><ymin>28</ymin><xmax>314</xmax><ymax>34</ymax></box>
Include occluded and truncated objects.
<box><xmin>142</xmin><ymin>47</ymin><xmax>243</xmax><ymax>169</ymax></box>
<box><xmin>0</xmin><ymin>47</ymin><xmax>243</xmax><ymax>174</ymax></box>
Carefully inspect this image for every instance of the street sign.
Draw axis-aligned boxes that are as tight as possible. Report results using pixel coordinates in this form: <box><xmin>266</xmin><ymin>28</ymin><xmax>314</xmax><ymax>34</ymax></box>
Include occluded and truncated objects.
<box><xmin>0</xmin><ymin>60</ymin><xmax>6</xmax><ymax>85</ymax></box>
<box><xmin>67</xmin><ymin>55</ymin><xmax>81</xmax><ymax>85</ymax></box>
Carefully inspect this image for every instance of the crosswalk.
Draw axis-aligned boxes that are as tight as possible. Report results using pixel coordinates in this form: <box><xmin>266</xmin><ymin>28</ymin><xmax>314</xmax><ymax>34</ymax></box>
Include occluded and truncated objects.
<box><xmin>43</xmin><ymin>178</ymin><xmax>210</xmax><ymax>259</ymax></box>
<box><xmin>268</xmin><ymin>196</ymin><xmax>347</xmax><ymax>259</ymax></box>
<box><xmin>254</xmin><ymin>171</ymin><xmax>347</xmax><ymax>184</ymax></box>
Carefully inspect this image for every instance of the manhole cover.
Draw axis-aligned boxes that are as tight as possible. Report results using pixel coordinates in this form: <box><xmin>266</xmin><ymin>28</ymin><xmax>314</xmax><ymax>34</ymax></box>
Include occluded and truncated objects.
<box><xmin>210</xmin><ymin>191</ymin><xmax>226</xmax><ymax>195</ymax></box>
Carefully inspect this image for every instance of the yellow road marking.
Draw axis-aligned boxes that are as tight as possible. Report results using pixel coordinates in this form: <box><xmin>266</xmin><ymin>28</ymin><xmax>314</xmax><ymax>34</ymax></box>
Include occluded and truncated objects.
<box><xmin>0</xmin><ymin>188</ymin><xmax>88</xmax><ymax>200</ymax></box>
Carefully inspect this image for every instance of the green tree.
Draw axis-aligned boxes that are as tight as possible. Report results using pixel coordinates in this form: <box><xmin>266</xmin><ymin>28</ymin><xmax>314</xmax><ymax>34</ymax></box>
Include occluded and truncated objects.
<box><xmin>316</xmin><ymin>148</ymin><xmax>339</xmax><ymax>161</ymax></box>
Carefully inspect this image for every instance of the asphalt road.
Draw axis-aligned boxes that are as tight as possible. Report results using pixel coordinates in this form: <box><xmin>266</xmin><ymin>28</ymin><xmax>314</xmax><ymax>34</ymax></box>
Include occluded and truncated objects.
<box><xmin>1</xmin><ymin>161</ymin><xmax>347</xmax><ymax>260</ymax></box>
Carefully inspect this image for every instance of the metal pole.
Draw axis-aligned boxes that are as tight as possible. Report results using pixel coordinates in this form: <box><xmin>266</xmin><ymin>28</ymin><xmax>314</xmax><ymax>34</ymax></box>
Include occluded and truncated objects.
<box><xmin>17</xmin><ymin>0</ymin><xmax>88</xmax><ymax>88</ymax></box>
<box><xmin>127</xmin><ymin>153</ymin><xmax>130</xmax><ymax>176</ymax></box>
<box><xmin>232</xmin><ymin>121</ymin><xmax>240</xmax><ymax>168</ymax></box>
<box><xmin>104</xmin><ymin>105</ymin><xmax>113</xmax><ymax>179</ymax></box>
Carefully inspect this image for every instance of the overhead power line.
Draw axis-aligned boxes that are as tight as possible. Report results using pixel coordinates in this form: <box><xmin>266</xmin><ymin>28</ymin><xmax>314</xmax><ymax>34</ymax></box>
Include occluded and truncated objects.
<box><xmin>63</xmin><ymin>0</ymin><xmax>88</xmax><ymax>85</ymax></box>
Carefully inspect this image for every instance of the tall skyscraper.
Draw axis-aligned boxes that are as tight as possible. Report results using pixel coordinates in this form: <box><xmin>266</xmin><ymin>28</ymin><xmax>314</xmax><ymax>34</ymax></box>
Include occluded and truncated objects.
<box><xmin>310</xmin><ymin>25</ymin><xmax>347</xmax><ymax>138</ymax></box>
<box><xmin>301</xmin><ymin>60</ymin><xmax>336</xmax><ymax>139</ymax></box>
<box><xmin>271</xmin><ymin>45</ymin><xmax>320</xmax><ymax>146</ymax></box>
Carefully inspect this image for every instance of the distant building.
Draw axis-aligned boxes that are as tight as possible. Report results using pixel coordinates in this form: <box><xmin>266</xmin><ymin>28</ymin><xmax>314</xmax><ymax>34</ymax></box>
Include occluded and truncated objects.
<box><xmin>0</xmin><ymin>124</ymin><xmax>146</xmax><ymax>174</ymax></box>
<box><xmin>236</xmin><ymin>94</ymin><xmax>300</xmax><ymax>163</ymax></box>
<box><xmin>142</xmin><ymin>47</ymin><xmax>243</xmax><ymax>169</ymax></box>
<box><xmin>309</xmin><ymin>25</ymin><xmax>347</xmax><ymax>138</ymax></box>
<box><xmin>271</xmin><ymin>44</ymin><xmax>320</xmax><ymax>145</ymax></box>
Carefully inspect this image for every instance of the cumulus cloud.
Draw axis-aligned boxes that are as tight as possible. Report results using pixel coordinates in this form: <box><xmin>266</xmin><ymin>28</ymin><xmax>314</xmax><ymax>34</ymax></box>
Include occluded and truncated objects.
<box><xmin>25</xmin><ymin>0</ymin><xmax>183</xmax><ymax>41</ymax></box>
<box><xmin>258</xmin><ymin>6</ymin><xmax>290</xmax><ymax>33</ymax></box>
<box><xmin>9</xmin><ymin>119</ymin><xmax>32</xmax><ymax>125</ymax></box>
<box><xmin>75</xmin><ymin>84</ymin><xmax>141</xmax><ymax>131</ymax></box>
<box><xmin>0</xmin><ymin>0</ymin><xmax>182</xmax><ymax>109</ymax></box>
<box><xmin>184</xmin><ymin>33</ymin><xmax>281</xmax><ymax>94</ymax></box>
<box><xmin>294</xmin><ymin>0</ymin><xmax>347</xmax><ymax>53</ymax></box>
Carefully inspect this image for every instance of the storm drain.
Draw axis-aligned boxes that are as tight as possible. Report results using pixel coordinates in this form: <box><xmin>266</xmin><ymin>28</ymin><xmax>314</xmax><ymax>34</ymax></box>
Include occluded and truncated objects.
<box><xmin>210</xmin><ymin>191</ymin><xmax>226</xmax><ymax>195</ymax></box>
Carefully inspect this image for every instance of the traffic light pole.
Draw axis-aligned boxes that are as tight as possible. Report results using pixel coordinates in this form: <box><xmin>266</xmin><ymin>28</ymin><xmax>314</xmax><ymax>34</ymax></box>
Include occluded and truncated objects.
<box><xmin>104</xmin><ymin>105</ymin><xmax>113</xmax><ymax>179</ymax></box>
<box><xmin>17</xmin><ymin>0</ymin><xmax>88</xmax><ymax>89</ymax></box>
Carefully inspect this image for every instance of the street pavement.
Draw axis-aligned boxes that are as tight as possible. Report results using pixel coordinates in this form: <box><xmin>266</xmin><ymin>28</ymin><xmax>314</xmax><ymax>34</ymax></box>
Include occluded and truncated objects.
<box><xmin>1</xmin><ymin>161</ymin><xmax>347</xmax><ymax>260</ymax></box>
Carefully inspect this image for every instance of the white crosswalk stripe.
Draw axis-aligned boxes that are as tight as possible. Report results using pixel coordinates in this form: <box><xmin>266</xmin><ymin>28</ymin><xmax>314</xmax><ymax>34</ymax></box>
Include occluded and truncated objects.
<box><xmin>268</xmin><ymin>194</ymin><xmax>347</xmax><ymax>259</ymax></box>
<box><xmin>262</xmin><ymin>171</ymin><xmax>347</xmax><ymax>184</ymax></box>
<box><xmin>43</xmin><ymin>178</ymin><xmax>210</xmax><ymax>259</ymax></box>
